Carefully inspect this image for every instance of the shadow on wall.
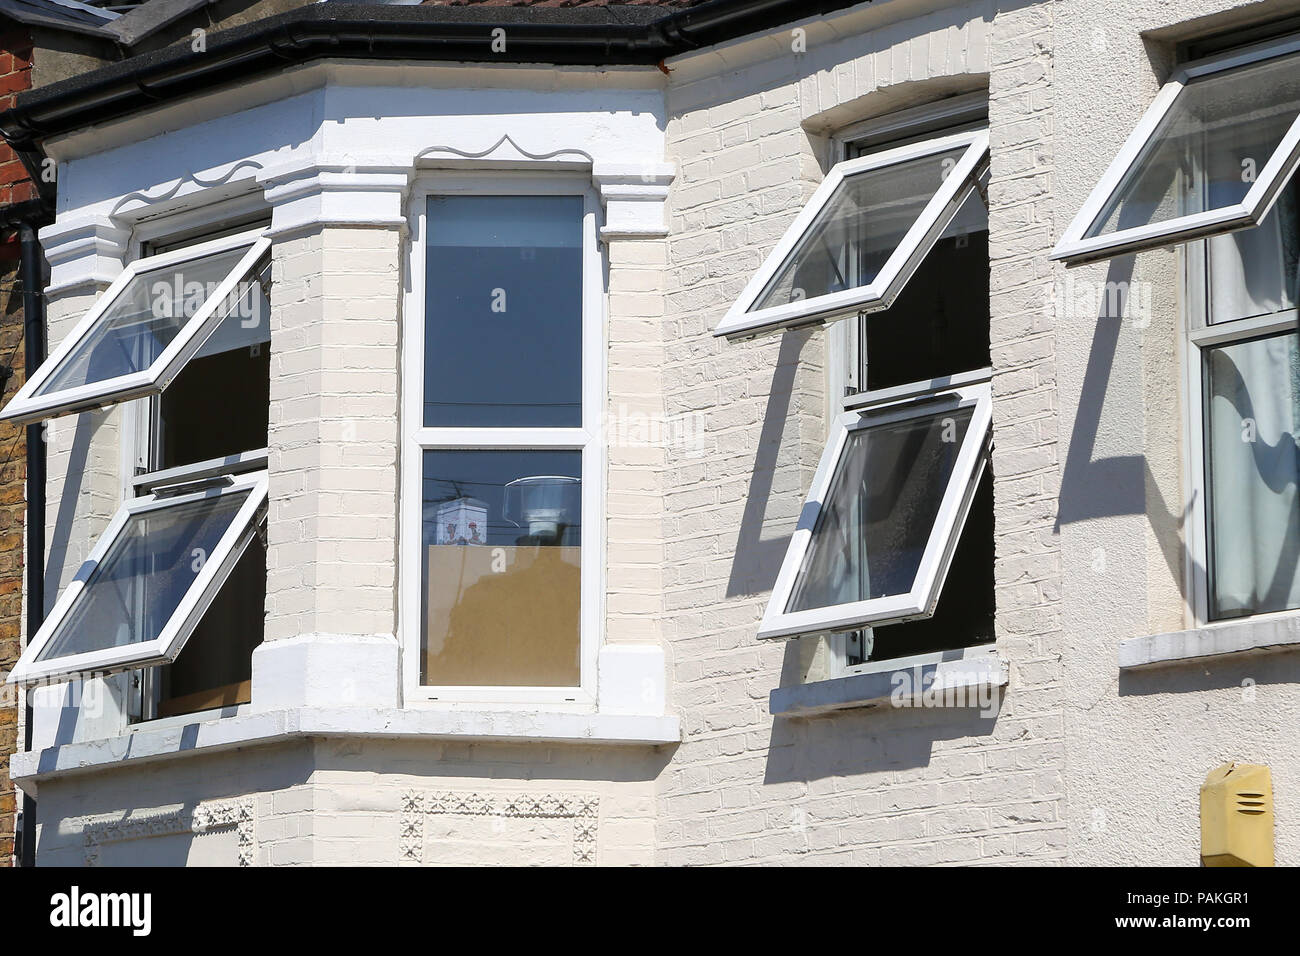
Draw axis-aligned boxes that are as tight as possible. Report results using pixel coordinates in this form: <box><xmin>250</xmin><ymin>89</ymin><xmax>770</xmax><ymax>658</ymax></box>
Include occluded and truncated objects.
<box><xmin>1055</xmin><ymin>252</ymin><xmax>1200</xmax><ymax>598</ymax></box>
<box><xmin>764</xmin><ymin>681</ymin><xmax>1004</xmax><ymax>784</ymax></box>
<box><xmin>44</xmin><ymin>410</ymin><xmax>105</xmax><ymax>618</ymax></box>
<box><xmin>726</xmin><ymin>328</ymin><xmax>816</xmax><ymax>599</ymax></box>
<box><xmin>1119</xmin><ymin>647</ymin><xmax>1300</xmax><ymax>698</ymax></box>
<box><xmin>312</xmin><ymin>737</ymin><xmax>676</xmax><ymax>785</ymax></box>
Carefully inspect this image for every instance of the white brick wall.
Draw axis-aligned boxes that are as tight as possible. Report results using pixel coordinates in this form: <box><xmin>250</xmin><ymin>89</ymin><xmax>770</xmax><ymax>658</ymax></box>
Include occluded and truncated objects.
<box><xmin>266</xmin><ymin>227</ymin><xmax>401</xmax><ymax>642</ymax></box>
<box><xmin>655</xmin><ymin>0</ymin><xmax>1068</xmax><ymax>866</ymax></box>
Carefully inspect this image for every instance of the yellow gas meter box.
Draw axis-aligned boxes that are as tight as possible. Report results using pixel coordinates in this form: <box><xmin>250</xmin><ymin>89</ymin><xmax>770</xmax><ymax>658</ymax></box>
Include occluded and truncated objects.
<box><xmin>1200</xmin><ymin>763</ymin><xmax>1273</xmax><ymax>867</ymax></box>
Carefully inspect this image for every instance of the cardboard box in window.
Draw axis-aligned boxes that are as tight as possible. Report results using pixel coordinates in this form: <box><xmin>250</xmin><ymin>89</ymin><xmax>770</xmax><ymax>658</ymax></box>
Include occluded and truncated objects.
<box><xmin>433</xmin><ymin>497</ymin><xmax>488</xmax><ymax>546</ymax></box>
<box><xmin>424</xmin><ymin>544</ymin><xmax>580</xmax><ymax>687</ymax></box>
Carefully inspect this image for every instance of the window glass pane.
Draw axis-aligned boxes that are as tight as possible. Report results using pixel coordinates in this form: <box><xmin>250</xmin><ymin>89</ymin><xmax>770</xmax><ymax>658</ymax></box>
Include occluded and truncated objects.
<box><xmin>36</xmin><ymin>246</ymin><xmax>251</xmax><ymax>397</ymax></box>
<box><xmin>861</xmin><ymin>187</ymin><xmax>990</xmax><ymax>389</ymax></box>
<box><xmin>156</xmin><ymin>536</ymin><xmax>265</xmax><ymax>717</ymax></box>
<box><xmin>857</xmin><ymin>472</ymin><xmax>995</xmax><ymax>662</ymax></box>
<box><xmin>1087</xmin><ymin>52</ymin><xmax>1300</xmax><ymax>238</ymax></box>
<box><xmin>36</xmin><ymin>489</ymin><xmax>253</xmax><ymax>661</ymax></box>
<box><xmin>424</xmin><ymin>195</ymin><xmax>583</xmax><ymax>428</ymax></box>
<box><xmin>157</xmin><ymin>270</ymin><xmax>271</xmax><ymax>468</ymax></box>
<box><xmin>752</xmin><ymin>146</ymin><xmax>968</xmax><ymax>312</ymax></box>
<box><xmin>1206</xmin><ymin>177</ymin><xmax>1300</xmax><ymax>325</ymax></box>
<box><xmin>421</xmin><ymin>449</ymin><xmax>581</xmax><ymax>686</ymax></box>
<box><xmin>1204</xmin><ymin>331</ymin><xmax>1300</xmax><ymax>620</ymax></box>
<box><xmin>787</xmin><ymin>405</ymin><xmax>974</xmax><ymax>612</ymax></box>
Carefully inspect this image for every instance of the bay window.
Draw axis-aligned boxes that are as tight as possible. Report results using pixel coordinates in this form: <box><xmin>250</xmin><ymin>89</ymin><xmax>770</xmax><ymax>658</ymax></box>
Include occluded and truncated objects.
<box><xmin>401</xmin><ymin>180</ymin><xmax>602</xmax><ymax>702</ymax></box>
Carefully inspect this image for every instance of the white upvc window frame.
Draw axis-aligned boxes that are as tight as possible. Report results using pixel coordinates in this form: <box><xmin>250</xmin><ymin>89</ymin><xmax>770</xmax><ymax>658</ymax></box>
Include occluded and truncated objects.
<box><xmin>7</xmin><ymin>468</ymin><xmax>269</xmax><ymax>686</ymax></box>
<box><xmin>399</xmin><ymin>172</ymin><xmax>606</xmax><ymax>708</ymax></box>
<box><xmin>757</xmin><ymin>375</ymin><xmax>992</xmax><ymax>642</ymax></box>
<box><xmin>1179</xmin><ymin>239</ymin><xmax>1300</xmax><ymax>628</ymax></box>
<box><xmin>1052</xmin><ymin>34</ymin><xmax>1300</xmax><ymax>266</ymax></box>
<box><xmin>713</xmin><ymin>127</ymin><xmax>989</xmax><ymax>341</ymax></box>
<box><xmin>0</xmin><ymin>227</ymin><xmax>271</xmax><ymax>426</ymax></box>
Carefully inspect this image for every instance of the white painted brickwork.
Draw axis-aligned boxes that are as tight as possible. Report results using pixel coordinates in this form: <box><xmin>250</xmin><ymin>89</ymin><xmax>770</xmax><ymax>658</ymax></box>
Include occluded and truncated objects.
<box><xmin>654</xmin><ymin>0</ymin><xmax>1067</xmax><ymax>866</ymax></box>
<box><xmin>266</xmin><ymin>226</ymin><xmax>400</xmax><ymax>644</ymax></box>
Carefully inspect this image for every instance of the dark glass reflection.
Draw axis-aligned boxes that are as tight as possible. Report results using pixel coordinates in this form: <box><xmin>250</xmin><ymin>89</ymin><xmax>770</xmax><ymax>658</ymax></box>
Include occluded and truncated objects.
<box><xmin>424</xmin><ymin>196</ymin><xmax>583</xmax><ymax>428</ymax></box>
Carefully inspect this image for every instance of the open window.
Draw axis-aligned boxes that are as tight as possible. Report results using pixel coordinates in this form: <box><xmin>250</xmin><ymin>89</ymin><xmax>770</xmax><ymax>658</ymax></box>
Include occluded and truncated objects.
<box><xmin>7</xmin><ymin>220</ymin><xmax>273</xmax><ymax>720</ymax></box>
<box><xmin>758</xmin><ymin>378</ymin><xmax>991</xmax><ymax>641</ymax></box>
<box><xmin>7</xmin><ymin>470</ymin><xmax>267</xmax><ymax>686</ymax></box>
<box><xmin>0</xmin><ymin>228</ymin><xmax>270</xmax><ymax>425</ymax></box>
<box><xmin>1053</xmin><ymin>35</ymin><xmax>1300</xmax><ymax>266</ymax></box>
<box><xmin>713</xmin><ymin>128</ymin><xmax>989</xmax><ymax>340</ymax></box>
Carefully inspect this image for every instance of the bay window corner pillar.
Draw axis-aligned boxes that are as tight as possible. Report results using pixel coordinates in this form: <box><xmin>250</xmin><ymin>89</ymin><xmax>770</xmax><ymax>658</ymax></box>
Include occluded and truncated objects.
<box><xmin>251</xmin><ymin>161</ymin><xmax>410</xmax><ymax>712</ymax></box>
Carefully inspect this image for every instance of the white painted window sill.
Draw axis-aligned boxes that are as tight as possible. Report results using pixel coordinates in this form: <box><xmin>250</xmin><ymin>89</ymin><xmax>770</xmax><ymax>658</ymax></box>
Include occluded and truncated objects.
<box><xmin>770</xmin><ymin>649</ymin><xmax>1007</xmax><ymax>717</ymax></box>
<box><xmin>11</xmin><ymin>706</ymin><xmax>680</xmax><ymax>786</ymax></box>
<box><xmin>1118</xmin><ymin>610</ymin><xmax>1300</xmax><ymax>669</ymax></box>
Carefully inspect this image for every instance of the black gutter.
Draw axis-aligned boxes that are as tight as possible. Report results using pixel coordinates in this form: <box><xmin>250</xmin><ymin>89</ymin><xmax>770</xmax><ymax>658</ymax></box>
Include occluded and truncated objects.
<box><xmin>0</xmin><ymin>0</ymin><xmax>866</xmax><ymax>149</ymax></box>
<box><xmin>17</xmin><ymin>211</ymin><xmax>47</xmax><ymax>869</ymax></box>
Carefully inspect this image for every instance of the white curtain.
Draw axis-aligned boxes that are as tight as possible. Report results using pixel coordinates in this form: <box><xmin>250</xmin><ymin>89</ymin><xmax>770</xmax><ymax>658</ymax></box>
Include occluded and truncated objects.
<box><xmin>1204</xmin><ymin>298</ymin><xmax>1300</xmax><ymax>618</ymax></box>
<box><xmin>1207</xmin><ymin>184</ymin><xmax>1300</xmax><ymax>323</ymax></box>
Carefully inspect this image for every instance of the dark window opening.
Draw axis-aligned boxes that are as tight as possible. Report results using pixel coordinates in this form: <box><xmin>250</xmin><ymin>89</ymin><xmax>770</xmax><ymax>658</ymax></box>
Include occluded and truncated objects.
<box><xmin>846</xmin><ymin>470</ymin><xmax>995</xmax><ymax>665</ymax></box>
<box><xmin>158</xmin><ymin>338</ymin><xmax>270</xmax><ymax>468</ymax></box>
<box><xmin>156</xmin><ymin>536</ymin><xmax>266</xmax><ymax>718</ymax></box>
<box><xmin>861</xmin><ymin>192</ymin><xmax>990</xmax><ymax>391</ymax></box>
<box><xmin>146</xmin><ymin>305</ymin><xmax>270</xmax><ymax>719</ymax></box>
<box><xmin>849</xmin><ymin>167</ymin><xmax>993</xmax><ymax>665</ymax></box>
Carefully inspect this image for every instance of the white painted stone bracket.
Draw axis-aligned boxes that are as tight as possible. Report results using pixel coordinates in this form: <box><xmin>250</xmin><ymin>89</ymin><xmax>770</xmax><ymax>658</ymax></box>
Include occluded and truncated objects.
<box><xmin>592</xmin><ymin>161</ymin><xmax>676</xmax><ymax>240</ymax></box>
<box><xmin>258</xmin><ymin>159</ymin><xmax>412</xmax><ymax>238</ymax></box>
<box><xmin>38</xmin><ymin>213</ymin><xmax>132</xmax><ymax>295</ymax></box>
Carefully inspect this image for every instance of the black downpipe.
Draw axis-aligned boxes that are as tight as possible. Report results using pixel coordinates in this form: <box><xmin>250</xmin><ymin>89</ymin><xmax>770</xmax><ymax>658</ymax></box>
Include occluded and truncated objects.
<box><xmin>18</xmin><ymin>221</ymin><xmax>44</xmax><ymax>869</ymax></box>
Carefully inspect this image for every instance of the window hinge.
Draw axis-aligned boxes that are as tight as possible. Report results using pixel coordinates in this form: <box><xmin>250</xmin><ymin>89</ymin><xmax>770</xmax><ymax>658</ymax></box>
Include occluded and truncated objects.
<box><xmin>151</xmin><ymin>474</ymin><xmax>235</xmax><ymax>498</ymax></box>
<box><xmin>972</xmin><ymin>162</ymin><xmax>991</xmax><ymax>208</ymax></box>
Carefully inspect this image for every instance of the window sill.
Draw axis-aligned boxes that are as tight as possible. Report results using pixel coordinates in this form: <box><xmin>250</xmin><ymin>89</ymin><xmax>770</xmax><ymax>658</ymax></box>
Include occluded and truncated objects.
<box><xmin>11</xmin><ymin>706</ymin><xmax>680</xmax><ymax>787</ymax></box>
<box><xmin>770</xmin><ymin>649</ymin><xmax>1007</xmax><ymax>718</ymax></box>
<box><xmin>1118</xmin><ymin>611</ymin><xmax>1300</xmax><ymax>670</ymax></box>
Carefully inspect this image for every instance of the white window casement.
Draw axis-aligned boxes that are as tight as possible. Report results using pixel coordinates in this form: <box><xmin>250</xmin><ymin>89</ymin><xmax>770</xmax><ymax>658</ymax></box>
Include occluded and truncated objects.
<box><xmin>725</xmin><ymin>102</ymin><xmax>999</xmax><ymax>685</ymax></box>
<box><xmin>713</xmin><ymin>126</ymin><xmax>989</xmax><ymax>340</ymax></box>
<box><xmin>6</xmin><ymin>223</ymin><xmax>274</xmax><ymax>708</ymax></box>
<box><xmin>1053</xmin><ymin>34</ymin><xmax>1300</xmax><ymax>266</ymax></box>
<box><xmin>1181</xmin><ymin>167</ymin><xmax>1300</xmax><ymax>628</ymax></box>
<box><xmin>0</xmin><ymin>229</ymin><xmax>271</xmax><ymax>426</ymax></box>
<box><xmin>9</xmin><ymin>470</ymin><xmax>268</xmax><ymax>687</ymax></box>
<box><xmin>758</xmin><ymin>375</ymin><xmax>992</xmax><ymax>642</ymax></box>
<box><xmin>401</xmin><ymin>175</ymin><xmax>604</xmax><ymax>707</ymax></box>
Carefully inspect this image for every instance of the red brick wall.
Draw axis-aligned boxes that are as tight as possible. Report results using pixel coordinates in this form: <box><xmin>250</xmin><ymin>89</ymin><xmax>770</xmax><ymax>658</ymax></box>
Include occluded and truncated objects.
<box><xmin>0</xmin><ymin>22</ymin><xmax>35</xmax><ymax>868</ymax></box>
